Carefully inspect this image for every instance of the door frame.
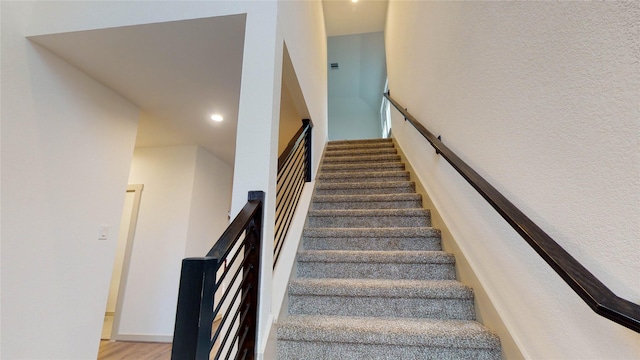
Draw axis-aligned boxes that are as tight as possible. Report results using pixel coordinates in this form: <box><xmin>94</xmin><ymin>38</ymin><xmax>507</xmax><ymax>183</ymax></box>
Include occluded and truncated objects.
<box><xmin>110</xmin><ymin>184</ymin><xmax>144</xmax><ymax>340</ymax></box>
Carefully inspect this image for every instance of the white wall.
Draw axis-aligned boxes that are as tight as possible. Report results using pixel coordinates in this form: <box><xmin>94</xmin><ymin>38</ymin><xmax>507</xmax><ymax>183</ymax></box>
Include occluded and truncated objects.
<box><xmin>120</xmin><ymin>146</ymin><xmax>197</xmax><ymax>340</ymax></box>
<box><xmin>278</xmin><ymin>83</ymin><xmax>304</xmax><ymax>155</ymax></box>
<box><xmin>1</xmin><ymin>3</ymin><xmax>140</xmax><ymax>359</ymax></box>
<box><xmin>386</xmin><ymin>2</ymin><xmax>640</xmax><ymax>359</ymax></box>
<box><xmin>246</xmin><ymin>0</ymin><xmax>328</xmax><ymax>355</ymax></box>
<box><xmin>328</xmin><ymin>32</ymin><xmax>386</xmax><ymax>140</ymax></box>
<box><xmin>277</xmin><ymin>0</ymin><xmax>328</xmax><ymax>179</ymax></box>
<box><xmin>119</xmin><ymin>145</ymin><xmax>232</xmax><ymax>341</ymax></box>
<box><xmin>1</xmin><ymin>1</ymin><xmax>327</xmax><ymax>358</ymax></box>
<box><xmin>185</xmin><ymin>147</ymin><xmax>233</xmax><ymax>258</ymax></box>
<box><xmin>329</xmin><ymin>97</ymin><xmax>381</xmax><ymax>140</ymax></box>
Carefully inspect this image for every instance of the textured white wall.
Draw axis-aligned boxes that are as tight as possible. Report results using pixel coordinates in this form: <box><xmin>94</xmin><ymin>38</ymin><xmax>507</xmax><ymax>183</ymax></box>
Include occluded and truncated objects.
<box><xmin>386</xmin><ymin>1</ymin><xmax>640</xmax><ymax>358</ymax></box>
<box><xmin>1</xmin><ymin>3</ymin><xmax>140</xmax><ymax>358</ymax></box>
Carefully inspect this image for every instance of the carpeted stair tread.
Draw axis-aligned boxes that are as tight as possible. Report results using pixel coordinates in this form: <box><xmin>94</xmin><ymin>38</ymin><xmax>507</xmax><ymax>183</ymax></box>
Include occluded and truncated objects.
<box><xmin>278</xmin><ymin>138</ymin><xmax>501</xmax><ymax>358</ymax></box>
<box><xmin>288</xmin><ymin>278</ymin><xmax>472</xmax><ymax>298</ymax></box>
<box><xmin>302</xmin><ymin>227</ymin><xmax>442</xmax><ymax>251</ymax></box>
<box><xmin>277</xmin><ymin>315</ymin><xmax>500</xmax><ymax>349</ymax></box>
<box><xmin>307</xmin><ymin>208</ymin><xmax>431</xmax><ymax>228</ymax></box>
<box><xmin>313</xmin><ymin>193</ymin><xmax>421</xmax><ymax>203</ymax></box>
<box><xmin>308</xmin><ymin>208</ymin><xmax>430</xmax><ymax>218</ymax></box>
<box><xmin>320</xmin><ymin>162</ymin><xmax>405</xmax><ymax>172</ymax></box>
<box><xmin>326</xmin><ymin>142</ymin><xmax>395</xmax><ymax>151</ymax></box>
<box><xmin>303</xmin><ymin>226</ymin><xmax>441</xmax><ymax>238</ymax></box>
<box><xmin>316</xmin><ymin>180</ymin><xmax>413</xmax><ymax>190</ymax></box>
<box><xmin>287</xmin><ymin>279</ymin><xmax>475</xmax><ymax>320</ymax></box>
<box><xmin>325</xmin><ymin>148</ymin><xmax>397</xmax><ymax>157</ymax></box>
<box><xmin>297</xmin><ymin>250</ymin><xmax>454</xmax><ymax>264</ymax></box>
<box><xmin>322</xmin><ymin>154</ymin><xmax>401</xmax><ymax>164</ymax></box>
<box><xmin>327</xmin><ymin>138</ymin><xmax>392</xmax><ymax>146</ymax></box>
<box><xmin>314</xmin><ymin>181</ymin><xmax>415</xmax><ymax>195</ymax></box>
<box><xmin>311</xmin><ymin>194</ymin><xmax>422</xmax><ymax>209</ymax></box>
<box><xmin>296</xmin><ymin>250</ymin><xmax>456</xmax><ymax>280</ymax></box>
<box><xmin>317</xmin><ymin>170</ymin><xmax>409</xmax><ymax>183</ymax></box>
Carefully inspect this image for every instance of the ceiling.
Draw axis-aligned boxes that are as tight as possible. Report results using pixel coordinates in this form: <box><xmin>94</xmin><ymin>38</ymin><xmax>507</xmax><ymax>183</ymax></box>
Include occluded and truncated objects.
<box><xmin>28</xmin><ymin>3</ymin><xmax>388</xmax><ymax>166</ymax></box>
<box><xmin>30</xmin><ymin>15</ymin><xmax>246</xmax><ymax>165</ymax></box>
<box><xmin>323</xmin><ymin>0</ymin><xmax>388</xmax><ymax>37</ymax></box>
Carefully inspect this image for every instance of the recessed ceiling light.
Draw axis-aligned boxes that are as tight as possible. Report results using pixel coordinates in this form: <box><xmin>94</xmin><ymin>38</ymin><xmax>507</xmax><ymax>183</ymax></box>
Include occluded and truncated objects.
<box><xmin>210</xmin><ymin>114</ymin><xmax>223</xmax><ymax>122</ymax></box>
<box><xmin>351</xmin><ymin>0</ymin><xmax>358</xmax><ymax>2</ymax></box>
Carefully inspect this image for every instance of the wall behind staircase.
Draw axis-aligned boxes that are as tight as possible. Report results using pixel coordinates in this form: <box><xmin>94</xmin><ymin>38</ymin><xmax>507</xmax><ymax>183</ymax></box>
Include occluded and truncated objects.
<box><xmin>328</xmin><ymin>32</ymin><xmax>386</xmax><ymax>140</ymax></box>
<box><xmin>118</xmin><ymin>145</ymin><xmax>232</xmax><ymax>340</ymax></box>
<box><xmin>386</xmin><ymin>2</ymin><xmax>639</xmax><ymax>359</ymax></box>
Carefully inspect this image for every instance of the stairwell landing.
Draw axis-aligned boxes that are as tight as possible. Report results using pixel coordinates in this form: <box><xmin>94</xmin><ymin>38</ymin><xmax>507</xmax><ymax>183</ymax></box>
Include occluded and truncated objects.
<box><xmin>276</xmin><ymin>138</ymin><xmax>501</xmax><ymax>359</ymax></box>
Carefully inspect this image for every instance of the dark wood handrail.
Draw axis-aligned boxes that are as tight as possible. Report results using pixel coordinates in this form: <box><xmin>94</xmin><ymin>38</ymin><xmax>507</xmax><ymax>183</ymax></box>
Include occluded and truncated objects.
<box><xmin>207</xmin><ymin>191</ymin><xmax>263</xmax><ymax>259</ymax></box>
<box><xmin>278</xmin><ymin>119</ymin><xmax>313</xmax><ymax>173</ymax></box>
<box><xmin>384</xmin><ymin>92</ymin><xmax>640</xmax><ymax>333</ymax></box>
<box><xmin>172</xmin><ymin>191</ymin><xmax>264</xmax><ymax>359</ymax></box>
<box><xmin>274</xmin><ymin>119</ymin><xmax>313</xmax><ymax>267</ymax></box>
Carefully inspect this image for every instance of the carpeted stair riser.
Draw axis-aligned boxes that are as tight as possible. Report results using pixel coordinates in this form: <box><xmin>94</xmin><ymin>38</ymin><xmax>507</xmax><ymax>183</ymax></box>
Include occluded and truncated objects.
<box><xmin>312</xmin><ymin>194</ymin><xmax>422</xmax><ymax>210</ymax></box>
<box><xmin>287</xmin><ymin>278</ymin><xmax>474</xmax><ymax>321</ymax></box>
<box><xmin>277</xmin><ymin>315</ymin><xmax>501</xmax><ymax>360</ymax></box>
<box><xmin>296</xmin><ymin>250</ymin><xmax>456</xmax><ymax>280</ymax></box>
<box><xmin>302</xmin><ymin>227</ymin><xmax>442</xmax><ymax>251</ymax></box>
<box><xmin>317</xmin><ymin>170</ymin><xmax>409</xmax><ymax>183</ymax></box>
<box><xmin>278</xmin><ymin>138</ymin><xmax>502</xmax><ymax>359</ymax></box>
<box><xmin>315</xmin><ymin>181</ymin><xmax>415</xmax><ymax>196</ymax></box>
<box><xmin>324</xmin><ymin>148</ymin><xmax>398</xmax><ymax>158</ymax></box>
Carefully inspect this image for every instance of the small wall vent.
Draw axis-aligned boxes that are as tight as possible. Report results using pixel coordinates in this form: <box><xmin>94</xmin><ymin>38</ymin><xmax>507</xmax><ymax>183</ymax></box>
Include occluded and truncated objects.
<box><xmin>330</xmin><ymin>63</ymin><xmax>339</xmax><ymax>69</ymax></box>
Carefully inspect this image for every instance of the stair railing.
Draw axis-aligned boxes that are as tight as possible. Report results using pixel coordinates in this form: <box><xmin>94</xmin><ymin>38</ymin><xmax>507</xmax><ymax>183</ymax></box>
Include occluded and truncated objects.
<box><xmin>172</xmin><ymin>191</ymin><xmax>264</xmax><ymax>360</ymax></box>
<box><xmin>384</xmin><ymin>91</ymin><xmax>640</xmax><ymax>333</ymax></box>
<box><xmin>274</xmin><ymin>119</ymin><xmax>313</xmax><ymax>266</ymax></box>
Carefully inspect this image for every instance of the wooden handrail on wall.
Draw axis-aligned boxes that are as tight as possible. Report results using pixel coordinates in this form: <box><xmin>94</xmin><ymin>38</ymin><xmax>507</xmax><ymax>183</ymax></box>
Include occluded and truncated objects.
<box><xmin>384</xmin><ymin>92</ymin><xmax>640</xmax><ymax>333</ymax></box>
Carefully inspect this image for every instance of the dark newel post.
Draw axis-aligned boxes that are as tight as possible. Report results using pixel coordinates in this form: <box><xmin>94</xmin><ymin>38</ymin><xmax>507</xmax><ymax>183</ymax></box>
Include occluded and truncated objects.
<box><xmin>195</xmin><ymin>258</ymin><xmax>217</xmax><ymax>359</ymax></box>
<box><xmin>242</xmin><ymin>191</ymin><xmax>264</xmax><ymax>359</ymax></box>
<box><xmin>171</xmin><ymin>259</ymin><xmax>205</xmax><ymax>360</ymax></box>
<box><xmin>302</xmin><ymin>119</ymin><xmax>312</xmax><ymax>182</ymax></box>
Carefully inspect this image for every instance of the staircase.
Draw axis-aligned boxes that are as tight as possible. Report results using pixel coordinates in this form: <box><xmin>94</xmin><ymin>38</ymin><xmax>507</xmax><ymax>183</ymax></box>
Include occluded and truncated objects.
<box><xmin>277</xmin><ymin>138</ymin><xmax>501</xmax><ymax>359</ymax></box>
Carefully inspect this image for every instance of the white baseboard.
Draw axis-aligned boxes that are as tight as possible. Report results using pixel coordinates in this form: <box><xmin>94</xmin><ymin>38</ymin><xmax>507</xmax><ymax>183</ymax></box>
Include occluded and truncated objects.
<box><xmin>112</xmin><ymin>334</ymin><xmax>173</xmax><ymax>343</ymax></box>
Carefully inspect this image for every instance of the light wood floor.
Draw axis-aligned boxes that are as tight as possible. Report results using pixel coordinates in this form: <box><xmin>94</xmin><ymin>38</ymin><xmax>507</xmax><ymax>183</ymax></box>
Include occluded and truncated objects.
<box><xmin>98</xmin><ymin>340</ymin><xmax>172</xmax><ymax>360</ymax></box>
<box><xmin>99</xmin><ymin>314</ymin><xmax>172</xmax><ymax>359</ymax></box>
<box><xmin>98</xmin><ymin>315</ymin><xmax>223</xmax><ymax>359</ymax></box>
